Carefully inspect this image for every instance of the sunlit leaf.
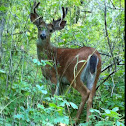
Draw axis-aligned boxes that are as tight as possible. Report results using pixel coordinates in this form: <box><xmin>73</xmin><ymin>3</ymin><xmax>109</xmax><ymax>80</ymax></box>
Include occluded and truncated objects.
<box><xmin>69</xmin><ymin>102</ymin><xmax>78</xmax><ymax>109</ymax></box>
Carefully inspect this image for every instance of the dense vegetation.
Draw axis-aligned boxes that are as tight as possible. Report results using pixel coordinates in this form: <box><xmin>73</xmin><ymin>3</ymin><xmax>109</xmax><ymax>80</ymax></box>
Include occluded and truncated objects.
<box><xmin>0</xmin><ymin>0</ymin><xmax>125</xmax><ymax>125</ymax></box>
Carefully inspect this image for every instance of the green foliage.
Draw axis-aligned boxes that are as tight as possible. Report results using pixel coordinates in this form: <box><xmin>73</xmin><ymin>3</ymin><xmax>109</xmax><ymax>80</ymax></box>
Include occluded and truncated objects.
<box><xmin>0</xmin><ymin>0</ymin><xmax>124</xmax><ymax>125</ymax></box>
<box><xmin>1</xmin><ymin>80</ymin><xmax>78</xmax><ymax>125</ymax></box>
<box><xmin>88</xmin><ymin>107</ymin><xmax>124</xmax><ymax>126</ymax></box>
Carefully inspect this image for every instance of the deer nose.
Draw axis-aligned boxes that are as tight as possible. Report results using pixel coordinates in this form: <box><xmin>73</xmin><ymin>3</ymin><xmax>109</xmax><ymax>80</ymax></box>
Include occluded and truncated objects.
<box><xmin>40</xmin><ymin>34</ymin><xmax>46</xmax><ymax>40</ymax></box>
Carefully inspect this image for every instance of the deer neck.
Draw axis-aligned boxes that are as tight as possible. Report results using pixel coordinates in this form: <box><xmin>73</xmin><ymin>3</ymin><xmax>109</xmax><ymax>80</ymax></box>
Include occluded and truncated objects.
<box><xmin>37</xmin><ymin>37</ymin><xmax>56</xmax><ymax>60</ymax></box>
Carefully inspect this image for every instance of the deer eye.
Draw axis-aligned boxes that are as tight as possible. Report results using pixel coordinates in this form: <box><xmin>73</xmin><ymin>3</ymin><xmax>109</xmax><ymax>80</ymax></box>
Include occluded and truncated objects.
<box><xmin>38</xmin><ymin>26</ymin><xmax>44</xmax><ymax>30</ymax></box>
<box><xmin>49</xmin><ymin>29</ymin><xmax>53</xmax><ymax>33</ymax></box>
<box><xmin>38</xmin><ymin>27</ymin><xmax>41</xmax><ymax>30</ymax></box>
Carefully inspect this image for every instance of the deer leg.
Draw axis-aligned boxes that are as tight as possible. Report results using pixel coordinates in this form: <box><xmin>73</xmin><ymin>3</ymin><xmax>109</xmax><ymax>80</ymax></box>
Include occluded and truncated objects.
<box><xmin>86</xmin><ymin>92</ymin><xmax>94</xmax><ymax>122</ymax></box>
<box><xmin>74</xmin><ymin>79</ymin><xmax>90</xmax><ymax>123</ymax></box>
<box><xmin>49</xmin><ymin>76</ymin><xmax>58</xmax><ymax>95</ymax></box>
<box><xmin>86</xmin><ymin>74</ymin><xmax>100</xmax><ymax>122</ymax></box>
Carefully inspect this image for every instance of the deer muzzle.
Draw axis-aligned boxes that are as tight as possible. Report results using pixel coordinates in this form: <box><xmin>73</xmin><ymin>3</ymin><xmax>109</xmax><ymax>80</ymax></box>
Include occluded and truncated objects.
<box><xmin>40</xmin><ymin>30</ymin><xmax>46</xmax><ymax>40</ymax></box>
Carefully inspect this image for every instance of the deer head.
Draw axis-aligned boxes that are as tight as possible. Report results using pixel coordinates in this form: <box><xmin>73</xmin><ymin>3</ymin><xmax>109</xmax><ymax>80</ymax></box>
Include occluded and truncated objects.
<box><xmin>30</xmin><ymin>2</ymin><xmax>68</xmax><ymax>41</ymax></box>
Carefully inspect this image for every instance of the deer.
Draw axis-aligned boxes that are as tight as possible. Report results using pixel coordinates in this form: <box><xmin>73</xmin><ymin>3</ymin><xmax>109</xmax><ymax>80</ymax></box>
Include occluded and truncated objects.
<box><xmin>30</xmin><ymin>2</ymin><xmax>101</xmax><ymax>124</ymax></box>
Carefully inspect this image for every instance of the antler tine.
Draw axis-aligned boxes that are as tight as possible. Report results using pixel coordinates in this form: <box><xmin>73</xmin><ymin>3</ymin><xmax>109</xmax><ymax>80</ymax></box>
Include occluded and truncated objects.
<box><xmin>53</xmin><ymin>7</ymin><xmax>68</xmax><ymax>22</ymax></box>
<box><xmin>62</xmin><ymin>7</ymin><xmax>68</xmax><ymax>19</ymax></box>
<box><xmin>33</xmin><ymin>1</ymin><xmax>40</xmax><ymax>15</ymax></box>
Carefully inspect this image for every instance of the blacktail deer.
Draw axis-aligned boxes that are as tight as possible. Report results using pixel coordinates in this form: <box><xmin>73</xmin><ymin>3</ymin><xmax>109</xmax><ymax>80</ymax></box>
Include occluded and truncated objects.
<box><xmin>30</xmin><ymin>2</ymin><xmax>101</xmax><ymax>123</ymax></box>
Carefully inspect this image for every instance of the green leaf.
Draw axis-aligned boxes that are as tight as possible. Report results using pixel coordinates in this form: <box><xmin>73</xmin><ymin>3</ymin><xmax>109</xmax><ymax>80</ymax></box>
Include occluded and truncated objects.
<box><xmin>95</xmin><ymin>121</ymin><xmax>113</xmax><ymax>126</ymax></box>
<box><xmin>116</xmin><ymin>121</ymin><xmax>124</xmax><ymax>126</ymax></box>
<box><xmin>112</xmin><ymin>107</ymin><xmax>119</xmax><ymax>112</ymax></box>
<box><xmin>5</xmin><ymin>124</ymin><xmax>11</xmax><ymax>126</ymax></box>
<box><xmin>79</xmin><ymin>122</ymin><xmax>89</xmax><ymax>126</ymax></box>
<box><xmin>33</xmin><ymin>59</ymin><xmax>41</xmax><ymax>65</ymax></box>
<box><xmin>36</xmin><ymin>85</ymin><xmax>47</xmax><ymax>94</ymax></box>
<box><xmin>37</xmin><ymin>104</ymin><xmax>44</xmax><ymax>109</ymax></box>
<box><xmin>60</xmin><ymin>100</ymin><xmax>69</xmax><ymax>107</ymax></box>
<box><xmin>45</xmin><ymin>97</ymin><xmax>51</xmax><ymax>101</ymax></box>
<box><xmin>57</xmin><ymin>106</ymin><xmax>64</xmax><ymax>115</ymax></box>
<box><xmin>103</xmin><ymin>82</ymin><xmax>110</xmax><ymax>86</ymax></box>
<box><xmin>14</xmin><ymin>114</ymin><xmax>24</xmax><ymax>120</ymax></box>
<box><xmin>54</xmin><ymin>116</ymin><xmax>69</xmax><ymax>125</ymax></box>
<box><xmin>0</xmin><ymin>69</ymin><xmax>6</xmax><ymax>74</ymax></box>
<box><xmin>90</xmin><ymin>108</ymin><xmax>101</xmax><ymax>114</ymax></box>
<box><xmin>69</xmin><ymin>102</ymin><xmax>78</xmax><ymax>109</ymax></box>
<box><xmin>0</xmin><ymin>6</ymin><xmax>7</xmax><ymax>11</ymax></box>
<box><xmin>41</xmin><ymin>89</ymin><xmax>47</xmax><ymax>94</ymax></box>
<box><xmin>103</xmin><ymin>110</ymin><xmax>120</xmax><ymax>119</ymax></box>
<box><xmin>104</xmin><ymin>109</ymin><xmax>111</xmax><ymax>114</ymax></box>
<box><xmin>46</xmin><ymin>60</ymin><xmax>53</xmax><ymax>66</ymax></box>
<box><xmin>33</xmin><ymin>59</ymin><xmax>38</xmax><ymax>63</ymax></box>
<box><xmin>41</xmin><ymin>60</ymin><xmax>47</xmax><ymax>66</ymax></box>
<box><xmin>36</xmin><ymin>85</ymin><xmax>41</xmax><ymax>90</ymax></box>
<box><xmin>49</xmin><ymin>103</ymin><xmax>57</xmax><ymax>108</ymax></box>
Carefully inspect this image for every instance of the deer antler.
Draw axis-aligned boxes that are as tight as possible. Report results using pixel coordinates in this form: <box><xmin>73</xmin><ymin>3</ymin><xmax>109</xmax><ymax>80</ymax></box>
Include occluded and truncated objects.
<box><xmin>61</xmin><ymin>7</ymin><xmax>68</xmax><ymax>20</ymax></box>
<box><xmin>30</xmin><ymin>2</ymin><xmax>44</xmax><ymax>25</ymax></box>
<box><xmin>33</xmin><ymin>2</ymin><xmax>40</xmax><ymax>16</ymax></box>
<box><xmin>52</xmin><ymin>7</ymin><xmax>68</xmax><ymax>30</ymax></box>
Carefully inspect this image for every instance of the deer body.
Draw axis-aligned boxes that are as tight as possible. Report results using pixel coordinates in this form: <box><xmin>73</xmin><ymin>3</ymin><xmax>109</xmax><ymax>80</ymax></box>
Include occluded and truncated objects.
<box><xmin>30</xmin><ymin>2</ymin><xmax>101</xmax><ymax>123</ymax></box>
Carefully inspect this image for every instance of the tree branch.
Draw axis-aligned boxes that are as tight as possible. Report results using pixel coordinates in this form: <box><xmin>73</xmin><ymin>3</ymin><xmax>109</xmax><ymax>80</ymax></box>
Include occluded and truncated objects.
<box><xmin>101</xmin><ymin>59</ymin><xmax>123</xmax><ymax>73</ymax></box>
<box><xmin>99</xmin><ymin>52</ymin><xmax>111</xmax><ymax>57</ymax></box>
<box><xmin>104</xmin><ymin>0</ymin><xmax>117</xmax><ymax>71</ymax></box>
<box><xmin>96</xmin><ymin>70</ymin><xmax>117</xmax><ymax>91</ymax></box>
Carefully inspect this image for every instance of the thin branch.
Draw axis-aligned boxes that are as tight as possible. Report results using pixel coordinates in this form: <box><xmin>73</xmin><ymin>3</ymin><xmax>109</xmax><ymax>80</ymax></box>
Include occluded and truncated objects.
<box><xmin>99</xmin><ymin>52</ymin><xmax>111</xmax><ymax>57</ymax></box>
<box><xmin>107</xmin><ymin>5</ymin><xmax>124</xmax><ymax>10</ymax></box>
<box><xmin>81</xmin><ymin>10</ymin><xmax>92</xmax><ymax>13</ymax></box>
<box><xmin>111</xmin><ymin>76</ymin><xmax>115</xmax><ymax>96</ymax></box>
<box><xmin>101</xmin><ymin>59</ymin><xmax>123</xmax><ymax>73</ymax></box>
<box><xmin>104</xmin><ymin>0</ymin><xmax>117</xmax><ymax>71</ymax></box>
<box><xmin>101</xmin><ymin>63</ymin><xmax>114</xmax><ymax>73</ymax></box>
<box><xmin>117</xmin><ymin>63</ymin><xmax>124</xmax><ymax>65</ymax></box>
<box><xmin>96</xmin><ymin>70</ymin><xmax>117</xmax><ymax>91</ymax></box>
<box><xmin>109</xmin><ymin>0</ymin><xmax>124</xmax><ymax>10</ymax></box>
<box><xmin>0</xmin><ymin>96</ymin><xmax>22</xmax><ymax>114</ymax></box>
<box><xmin>110</xmin><ymin>0</ymin><xmax>116</xmax><ymax>9</ymax></box>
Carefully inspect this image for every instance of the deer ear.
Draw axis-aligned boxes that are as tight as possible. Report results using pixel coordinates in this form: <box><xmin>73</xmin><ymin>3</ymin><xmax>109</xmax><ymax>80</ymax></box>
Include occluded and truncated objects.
<box><xmin>30</xmin><ymin>13</ymin><xmax>39</xmax><ymax>25</ymax></box>
<box><xmin>60</xmin><ymin>21</ymin><xmax>66</xmax><ymax>29</ymax></box>
<box><xmin>53</xmin><ymin>20</ymin><xmax>67</xmax><ymax>30</ymax></box>
<box><xmin>30</xmin><ymin>13</ymin><xmax>37</xmax><ymax>22</ymax></box>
